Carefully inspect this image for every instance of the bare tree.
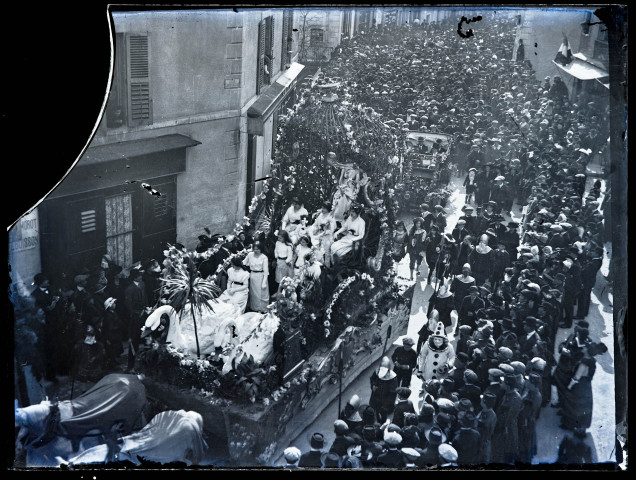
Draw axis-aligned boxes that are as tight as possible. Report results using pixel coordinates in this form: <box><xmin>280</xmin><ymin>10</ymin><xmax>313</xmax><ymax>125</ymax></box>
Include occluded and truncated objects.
<box><xmin>294</xmin><ymin>9</ymin><xmax>324</xmax><ymax>63</ymax></box>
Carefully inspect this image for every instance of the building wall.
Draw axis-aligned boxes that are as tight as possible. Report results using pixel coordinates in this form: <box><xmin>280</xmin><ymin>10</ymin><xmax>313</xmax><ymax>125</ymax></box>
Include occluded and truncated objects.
<box><xmin>8</xmin><ymin>209</ymin><xmax>42</xmax><ymax>298</ymax></box>
<box><xmin>515</xmin><ymin>7</ymin><xmax>593</xmax><ymax>83</ymax></box>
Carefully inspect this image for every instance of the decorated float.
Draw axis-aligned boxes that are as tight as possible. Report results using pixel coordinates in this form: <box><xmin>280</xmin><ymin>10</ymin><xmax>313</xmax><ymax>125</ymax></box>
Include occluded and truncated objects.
<box><xmin>132</xmin><ymin>76</ymin><xmax>432</xmax><ymax>465</ymax></box>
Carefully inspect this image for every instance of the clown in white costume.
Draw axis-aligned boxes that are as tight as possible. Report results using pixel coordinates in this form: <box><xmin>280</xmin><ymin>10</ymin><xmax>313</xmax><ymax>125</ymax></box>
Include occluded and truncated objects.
<box><xmin>417</xmin><ymin>321</ymin><xmax>456</xmax><ymax>382</ymax></box>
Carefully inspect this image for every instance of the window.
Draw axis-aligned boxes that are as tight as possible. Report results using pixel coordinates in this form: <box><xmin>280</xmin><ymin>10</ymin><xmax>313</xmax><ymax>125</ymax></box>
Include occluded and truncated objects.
<box><xmin>343</xmin><ymin>10</ymin><xmax>352</xmax><ymax>38</ymax></box>
<box><xmin>281</xmin><ymin>9</ymin><xmax>293</xmax><ymax>69</ymax></box>
<box><xmin>310</xmin><ymin>28</ymin><xmax>324</xmax><ymax>46</ymax></box>
<box><xmin>581</xmin><ymin>12</ymin><xmax>592</xmax><ymax>35</ymax></box>
<box><xmin>257</xmin><ymin>16</ymin><xmax>275</xmax><ymax>94</ymax></box>
<box><xmin>106</xmin><ymin>32</ymin><xmax>153</xmax><ymax>129</ymax></box>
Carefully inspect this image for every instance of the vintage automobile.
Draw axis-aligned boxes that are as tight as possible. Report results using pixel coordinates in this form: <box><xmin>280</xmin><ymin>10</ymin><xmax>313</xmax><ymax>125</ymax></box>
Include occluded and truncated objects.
<box><xmin>400</xmin><ymin>131</ymin><xmax>454</xmax><ymax>213</ymax></box>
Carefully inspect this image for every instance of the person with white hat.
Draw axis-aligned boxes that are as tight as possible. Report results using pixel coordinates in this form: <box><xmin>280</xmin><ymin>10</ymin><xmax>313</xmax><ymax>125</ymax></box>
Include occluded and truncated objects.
<box><xmin>281</xmin><ymin>446</ymin><xmax>301</xmax><ymax>468</ymax></box>
<box><xmin>101</xmin><ymin>296</ymin><xmax>126</xmax><ymax>370</ymax></box>
<box><xmin>340</xmin><ymin>394</ymin><xmax>363</xmax><ymax>435</ymax></box>
<box><xmin>376</xmin><ymin>431</ymin><xmax>407</xmax><ymax>467</ymax></box>
<box><xmin>438</xmin><ymin>443</ymin><xmax>458</xmax><ymax>466</ymax></box>
<box><xmin>417</xmin><ymin>321</ymin><xmax>456</xmax><ymax>382</ymax></box>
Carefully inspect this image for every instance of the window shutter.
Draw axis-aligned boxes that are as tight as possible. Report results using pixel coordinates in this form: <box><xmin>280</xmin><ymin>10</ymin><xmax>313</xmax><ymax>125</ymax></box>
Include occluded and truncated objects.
<box><xmin>257</xmin><ymin>20</ymin><xmax>265</xmax><ymax>94</ymax></box>
<box><xmin>127</xmin><ymin>33</ymin><xmax>152</xmax><ymax>126</ymax></box>
<box><xmin>281</xmin><ymin>10</ymin><xmax>290</xmax><ymax>69</ymax></box>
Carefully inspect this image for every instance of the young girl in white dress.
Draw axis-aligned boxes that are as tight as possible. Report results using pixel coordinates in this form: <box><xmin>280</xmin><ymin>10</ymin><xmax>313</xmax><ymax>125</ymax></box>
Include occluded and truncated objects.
<box><xmin>274</xmin><ymin>230</ymin><xmax>294</xmax><ymax>284</ymax></box>
<box><xmin>293</xmin><ymin>235</ymin><xmax>313</xmax><ymax>279</ymax></box>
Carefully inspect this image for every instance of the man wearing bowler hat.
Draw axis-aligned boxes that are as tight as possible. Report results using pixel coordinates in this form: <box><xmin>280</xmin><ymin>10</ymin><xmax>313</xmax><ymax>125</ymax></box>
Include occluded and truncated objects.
<box><xmin>298</xmin><ymin>432</ymin><xmax>326</xmax><ymax>467</ymax></box>
<box><xmin>452</xmin><ymin>410</ymin><xmax>481</xmax><ymax>465</ymax></box>
<box><xmin>418</xmin><ymin>426</ymin><xmax>446</xmax><ymax>466</ymax></box>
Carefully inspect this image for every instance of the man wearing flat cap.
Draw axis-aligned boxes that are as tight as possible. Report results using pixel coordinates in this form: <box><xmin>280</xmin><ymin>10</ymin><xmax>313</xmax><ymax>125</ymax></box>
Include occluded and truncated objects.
<box><xmin>329</xmin><ymin>419</ymin><xmax>355</xmax><ymax>458</ymax></box>
<box><xmin>458</xmin><ymin>370</ymin><xmax>482</xmax><ymax>410</ymax></box>
<box><xmin>376</xmin><ymin>431</ymin><xmax>407</xmax><ymax>467</ymax></box>
<box><xmin>438</xmin><ymin>443</ymin><xmax>459</xmax><ymax>467</ymax></box>
<box><xmin>282</xmin><ymin>446</ymin><xmax>301</xmax><ymax>468</ymax></box>
<box><xmin>392</xmin><ymin>387</ymin><xmax>416</xmax><ymax>428</ymax></box>
<box><xmin>392</xmin><ymin>337</ymin><xmax>418</xmax><ymax>388</ymax></box>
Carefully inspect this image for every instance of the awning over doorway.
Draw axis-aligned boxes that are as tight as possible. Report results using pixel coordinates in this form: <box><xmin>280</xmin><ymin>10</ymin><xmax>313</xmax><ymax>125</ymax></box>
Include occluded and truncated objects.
<box><xmin>47</xmin><ymin>134</ymin><xmax>200</xmax><ymax>199</ymax></box>
<box><xmin>247</xmin><ymin>62</ymin><xmax>305</xmax><ymax>135</ymax></box>
<box><xmin>81</xmin><ymin>134</ymin><xmax>201</xmax><ymax>165</ymax></box>
<box><xmin>552</xmin><ymin>53</ymin><xmax>609</xmax><ymax>81</ymax></box>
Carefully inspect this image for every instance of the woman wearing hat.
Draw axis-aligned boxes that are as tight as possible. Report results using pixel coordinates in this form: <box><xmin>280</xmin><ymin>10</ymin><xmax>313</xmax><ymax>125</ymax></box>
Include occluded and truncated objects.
<box><xmin>417</xmin><ymin>321</ymin><xmax>456</xmax><ymax>383</ymax></box>
<box><xmin>407</xmin><ymin>217</ymin><xmax>427</xmax><ymax>280</ymax></box>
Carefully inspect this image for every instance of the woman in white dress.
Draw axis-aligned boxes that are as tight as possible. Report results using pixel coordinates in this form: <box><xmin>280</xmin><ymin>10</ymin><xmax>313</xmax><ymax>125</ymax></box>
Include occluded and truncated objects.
<box><xmin>331</xmin><ymin>163</ymin><xmax>361</xmax><ymax>223</ymax></box>
<box><xmin>309</xmin><ymin>201</ymin><xmax>337</xmax><ymax>268</ymax></box>
<box><xmin>274</xmin><ymin>230</ymin><xmax>294</xmax><ymax>284</ymax></box>
<box><xmin>293</xmin><ymin>235</ymin><xmax>313</xmax><ymax>279</ymax></box>
<box><xmin>331</xmin><ymin>205</ymin><xmax>366</xmax><ymax>263</ymax></box>
<box><xmin>281</xmin><ymin>196</ymin><xmax>309</xmax><ymax>244</ymax></box>
<box><xmin>243</xmin><ymin>242</ymin><xmax>270</xmax><ymax>313</ymax></box>
<box><xmin>216</xmin><ymin>256</ymin><xmax>250</xmax><ymax>313</ymax></box>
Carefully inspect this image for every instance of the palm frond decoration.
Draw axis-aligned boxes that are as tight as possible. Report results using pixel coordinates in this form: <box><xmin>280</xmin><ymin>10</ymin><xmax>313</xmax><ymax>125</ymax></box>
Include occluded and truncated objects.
<box><xmin>161</xmin><ymin>245</ymin><xmax>222</xmax><ymax>358</ymax></box>
<box><xmin>255</xmin><ymin>204</ymin><xmax>273</xmax><ymax>234</ymax></box>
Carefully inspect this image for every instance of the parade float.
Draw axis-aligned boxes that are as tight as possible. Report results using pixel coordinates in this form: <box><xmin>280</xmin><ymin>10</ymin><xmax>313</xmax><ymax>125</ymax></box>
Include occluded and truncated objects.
<box><xmin>133</xmin><ymin>77</ymin><xmax>426</xmax><ymax>465</ymax></box>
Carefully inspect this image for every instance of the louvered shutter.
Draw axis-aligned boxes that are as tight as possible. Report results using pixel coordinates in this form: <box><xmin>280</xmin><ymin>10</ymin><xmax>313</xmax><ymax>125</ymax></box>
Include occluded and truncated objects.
<box><xmin>281</xmin><ymin>10</ymin><xmax>290</xmax><ymax>69</ymax></box>
<box><xmin>268</xmin><ymin>15</ymin><xmax>275</xmax><ymax>72</ymax></box>
<box><xmin>127</xmin><ymin>33</ymin><xmax>152</xmax><ymax>126</ymax></box>
<box><xmin>257</xmin><ymin>20</ymin><xmax>265</xmax><ymax>94</ymax></box>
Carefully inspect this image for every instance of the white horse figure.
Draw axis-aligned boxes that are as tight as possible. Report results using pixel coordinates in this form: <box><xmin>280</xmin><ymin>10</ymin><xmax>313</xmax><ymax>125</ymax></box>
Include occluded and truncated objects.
<box><xmin>15</xmin><ymin>373</ymin><xmax>147</xmax><ymax>467</ymax></box>
<box><xmin>64</xmin><ymin>410</ymin><xmax>208</xmax><ymax>466</ymax></box>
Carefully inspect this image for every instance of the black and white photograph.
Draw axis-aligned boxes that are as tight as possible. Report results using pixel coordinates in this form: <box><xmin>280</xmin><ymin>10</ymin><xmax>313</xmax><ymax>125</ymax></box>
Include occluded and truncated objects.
<box><xmin>7</xmin><ymin>4</ymin><xmax>628</xmax><ymax>472</ymax></box>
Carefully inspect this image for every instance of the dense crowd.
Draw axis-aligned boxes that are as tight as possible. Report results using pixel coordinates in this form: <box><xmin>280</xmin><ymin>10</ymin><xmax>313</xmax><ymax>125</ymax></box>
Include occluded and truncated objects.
<box><xmin>275</xmin><ymin>15</ymin><xmax>610</xmax><ymax>468</ymax></box>
<box><xmin>14</xmin><ymin>12</ymin><xmax>612</xmax><ymax>469</ymax></box>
